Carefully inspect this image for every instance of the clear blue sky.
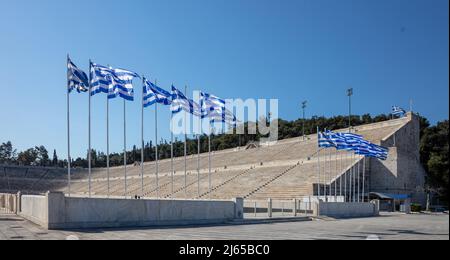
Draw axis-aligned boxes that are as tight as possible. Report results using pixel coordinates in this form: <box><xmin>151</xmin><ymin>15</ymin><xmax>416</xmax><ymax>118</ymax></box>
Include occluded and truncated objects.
<box><xmin>0</xmin><ymin>0</ymin><xmax>448</xmax><ymax>159</ymax></box>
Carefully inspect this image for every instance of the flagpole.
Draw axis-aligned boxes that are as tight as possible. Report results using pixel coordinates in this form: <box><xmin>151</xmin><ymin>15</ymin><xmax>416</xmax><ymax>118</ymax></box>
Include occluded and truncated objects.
<box><xmin>357</xmin><ymin>157</ymin><xmax>361</xmax><ymax>202</ymax></box>
<box><xmin>170</xmin><ymin>110</ymin><xmax>174</xmax><ymax>196</ymax></box>
<box><xmin>354</xmin><ymin>155</ymin><xmax>357</xmax><ymax>202</ymax></box>
<box><xmin>352</xmin><ymin>154</ymin><xmax>355</xmax><ymax>202</ymax></box>
<box><xmin>316</xmin><ymin>127</ymin><xmax>320</xmax><ymax>199</ymax></box>
<box><xmin>155</xmin><ymin>80</ymin><xmax>159</xmax><ymax>198</ymax></box>
<box><xmin>106</xmin><ymin>64</ymin><xmax>111</xmax><ymax>198</ymax></box>
<box><xmin>324</xmin><ymin>128</ymin><xmax>327</xmax><ymax>201</ymax></box>
<box><xmin>335</xmin><ymin>150</ymin><xmax>338</xmax><ymax>200</ymax></box>
<box><xmin>349</xmin><ymin>154</ymin><xmax>352</xmax><ymax>202</ymax></box>
<box><xmin>345</xmin><ymin>154</ymin><xmax>348</xmax><ymax>202</ymax></box>
<box><xmin>350</xmin><ymin>154</ymin><xmax>353</xmax><ymax>202</ymax></box>
<box><xmin>197</xmin><ymin>117</ymin><xmax>201</xmax><ymax>198</ymax></box>
<box><xmin>107</xmin><ymin>94</ymin><xmax>110</xmax><ymax>197</ymax></box>
<box><xmin>362</xmin><ymin>156</ymin><xmax>366</xmax><ymax>202</ymax></box>
<box><xmin>66</xmin><ymin>55</ymin><xmax>71</xmax><ymax>197</ymax></box>
<box><xmin>88</xmin><ymin>59</ymin><xmax>92</xmax><ymax>198</ymax></box>
<box><xmin>328</xmin><ymin>149</ymin><xmax>333</xmax><ymax>202</ymax></box>
<box><xmin>208</xmin><ymin>122</ymin><xmax>212</xmax><ymax>200</ymax></box>
<box><xmin>124</xmin><ymin>99</ymin><xmax>127</xmax><ymax>197</ymax></box>
<box><xmin>140</xmin><ymin>77</ymin><xmax>144</xmax><ymax>196</ymax></box>
<box><xmin>184</xmin><ymin>85</ymin><xmax>188</xmax><ymax>199</ymax></box>
<box><xmin>340</xmin><ymin>151</ymin><xmax>343</xmax><ymax>200</ymax></box>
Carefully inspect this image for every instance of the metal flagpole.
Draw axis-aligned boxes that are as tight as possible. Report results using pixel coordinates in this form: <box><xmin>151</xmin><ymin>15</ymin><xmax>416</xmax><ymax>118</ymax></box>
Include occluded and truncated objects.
<box><xmin>350</xmin><ymin>154</ymin><xmax>353</xmax><ymax>202</ymax></box>
<box><xmin>170</xmin><ymin>111</ymin><xmax>174</xmax><ymax>195</ymax></box>
<box><xmin>140</xmin><ymin>77</ymin><xmax>144</xmax><ymax>196</ymax></box>
<box><xmin>362</xmin><ymin>157</ymin><xmax>366</xmax><ymax>202</ymax></box>
<box><xmin>88</xmin><ymin>59</ymin><xmax>92</xmax><ymax>198</ymax></box>
<box><xmin>316</xmin><ymin>127</ymin><xmax>320</xmax><ymax>199</ymax></box>
<box><xmin>339</xmin><ymin>151</ymin><xmax>343</xmax><ymax>199</ymax></box>
<box><xmin>344</xmin><ymin>159</ymin><xmax>347</xmax><ymax>202</ymax></box>
<box><xmin>107</xmin><ymin>94</ymin><xmax>110</xmax><ymax>197</ymax></box>
<box><xmin>324</xmin><ymin>128</ymin><xmax>327</xmax><ymax>201</ymax></box>
<box><xmin>357</xmin><ymin>157</ymin><xmax>361</xmax><ymax>202</ymax></box>
<box><xmin>328</xmin><ymin>146</ymin><xmax>332</xmax><ymax>201</ymax></box>
<box><xmin>124</xmin><ymin>99</ymin><xmax>127</xmax><ymax>197</ymax></box>
<box><xmin>155</xmin><ymin>101</ymin><xmax>159</xmax><ymax>198</ymax></box>
<box><xmin>184</xmin><ymin>85</ymin><xmax>188</xmax><ymax>198</ymax></box>
<box><xmin>66</xmin><ymin>55</ymin><xmax>71</xmax><ymax>197</ymax></box>
<box><xmin>352</xmin><ymin>154</ymin><xmax>356</xmax><ymax>202</ymax></box>
<box><xmin>335</xmin><ymin>150</ymin><xmax>338</xmax><ymax>200</ymax></box>
<box><xmin>197</xmin><ymin>116</ymin><xmax>201</xmax><ymax>198</ymax></box>
<box><xmin>106</xmin><ymin>65</ymin><xmax>111</xmax><ymax>198</ymax></box>
<box><xmin>354</xmin><ymin>160</ymin><xmax>357</xmax><ymax>202</ymax></box>
<box><xmin>208</xmin><ymin>122</ymin><xmax>212</xmax><ymax>200</ymax></box>
<box><xmin>155</xmin><ymin>79</ymin><xmax>159</xmax><ymax>198</ymax></box>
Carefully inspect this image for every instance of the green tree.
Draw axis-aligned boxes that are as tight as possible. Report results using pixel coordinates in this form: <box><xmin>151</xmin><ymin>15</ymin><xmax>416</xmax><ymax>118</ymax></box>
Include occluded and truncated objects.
<box><xmin>35</xmin><ymin>146</ymin><xmax>49</xmax><ymax>166</ymax></box>
<box><xmin>420</xmin><ymin>120</ymin><xmax>449</xmax><ymax>203</ymax></box>
<box><xmin>52</xmin><ymin>149</ymin><xmax>58</xmax><ymax>166</ymax></box>
<box><xmin>0</xmin><ymin>141</ymin><xmax>16</xmax><ymax>164</ymax></box>
<box><xmin>17</xmin><ymin>148</ymin><xmax>38</xmax><ymax>166</ymax></box>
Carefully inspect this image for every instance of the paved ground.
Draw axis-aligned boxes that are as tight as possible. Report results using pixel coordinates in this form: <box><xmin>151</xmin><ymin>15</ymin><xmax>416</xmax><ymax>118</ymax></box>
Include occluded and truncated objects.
<box><xmin>0</xmin><ymin>211</ymin><xmax>448</xmax><ymax>240</ymax></box>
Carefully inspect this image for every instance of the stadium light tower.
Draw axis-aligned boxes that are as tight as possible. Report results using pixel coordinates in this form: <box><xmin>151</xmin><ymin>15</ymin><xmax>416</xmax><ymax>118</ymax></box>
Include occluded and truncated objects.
<box><xmin>302</xmin><ymin>101</ymin><xmax>307</xmax><ymax>140</ymax></box>
<box><xmin>347</xmin><ymin>88</ymin><xmax>353</xmax><ymax>132</ymax></box>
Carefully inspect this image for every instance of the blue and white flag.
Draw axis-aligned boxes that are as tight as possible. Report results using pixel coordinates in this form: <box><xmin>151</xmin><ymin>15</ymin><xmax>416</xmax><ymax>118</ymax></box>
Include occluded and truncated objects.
<box><xmin>392</xmin><ymin>106</ymin><xmax>406</xmax><ymax>117</ymax></box>
<box><xmin>328</xmin><ymin>131</ymin><xmax>353</xmax><ymax>150</ymax></box>
<box><xmin>357</xmin><ymin>142</ymin><xmax>388</xmax><ymax>160</ymax></box>
<box><xmin>318</xmin><ymin>131</ymin><xmax>333</xmax><ymax>148</ymax></box>
<box><xmin>67</xmin><ymin>57</ymin><xmax>89</xmax><ymax>93</ymax></box>
<box><xmin>90</xmin><ymin>63</ymin><xmax>113</xmax><ymax>96</ymax></box>
<box><xmin>320</xmin><ymin>129</ymin><xmax>389</xmax><ymax>160</ymax></box>
<box><xmin>108</xmin><ymin>68</ymin><xmax>140</xmax><ymax>101</ymax></box>
<box><xmin>338</xmin><ymin>132</ymin><xmax>364</xmax><ymax>151</ymax></box>
<box><xmin>171</xmin><ymin>86</ymin><xmax>203</xmax><ymax>117</ymax></box>
<box><xmin>143</xmin><ymin>78</ymin><xmax>172</xmax><ymax>107</ymax></box>
<box><xmin>200</xmin><ymin>92</ymin><xmax>237</xmax><ymax>125</ymax></box>
<box><xmin>200</xmin><ymin>92</ymin><xmax>225</xmax><ymax>116</ymax></box>
<box><xmin>207</xmin><ymin>108</ymin><xmax>237</xmax><ymax>125</ymax></box>
<box><xmin>190</xmin><ymin>98</ymin><xmax>204</xmax><ymax>118</ymax></box>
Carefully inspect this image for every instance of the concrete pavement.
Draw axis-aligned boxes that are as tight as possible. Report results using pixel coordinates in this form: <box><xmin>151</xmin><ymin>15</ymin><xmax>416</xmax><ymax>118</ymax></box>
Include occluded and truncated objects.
<box><xmin>0</xmin><ymin>211</ymin><xmax>448</xmax><ymax>240</ymax></box>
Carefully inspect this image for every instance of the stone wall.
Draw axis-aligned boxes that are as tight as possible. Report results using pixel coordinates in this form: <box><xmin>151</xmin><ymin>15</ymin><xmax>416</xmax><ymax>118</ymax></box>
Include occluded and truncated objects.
<box><xmin>370</xmin><ymin>113</ymin><xmax>427</xmax><ymax>205</ymax></box>
<box><xmin>20</xmin><ymin>194</ymin><xmax>48</xmax><ymax>226</ymax></box>
<box><xmin>19</xmin><ymin>192</ymin><xmax>244</xmax><ymax>230</ymax></box>
<box><xmin>317</xmin><ymin>202</ymin><xmax>378</xmax><ymax>218</ymax></box>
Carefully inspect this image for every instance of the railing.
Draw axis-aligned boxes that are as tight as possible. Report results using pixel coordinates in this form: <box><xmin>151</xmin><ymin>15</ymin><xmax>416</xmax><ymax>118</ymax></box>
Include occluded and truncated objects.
<box><xmin>243</xmin><ymin>198</ymin><xmax>316</xmax><ymax>218</ymax></box>
<box><xmin>0</xmin><ymin>193</ymin><xmax>19</xmax><ymax>214</ymax></box>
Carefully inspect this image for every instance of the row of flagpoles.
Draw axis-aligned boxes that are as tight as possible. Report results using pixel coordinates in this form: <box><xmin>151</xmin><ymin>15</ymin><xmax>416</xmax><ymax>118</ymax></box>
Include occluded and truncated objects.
<box><xmin>316</xmin><ymin>129</ymin><xmax>389</xmax><ymax>202</ymax></box>
<box><xmin>67</xmin><ymin>55</ymin><xmax>237</xmax><ymax>198</ymax></box>
<box><xmin>68</xmin><ymin>55</ymin><xmax>391</xmax><ymax>202</ymax></box>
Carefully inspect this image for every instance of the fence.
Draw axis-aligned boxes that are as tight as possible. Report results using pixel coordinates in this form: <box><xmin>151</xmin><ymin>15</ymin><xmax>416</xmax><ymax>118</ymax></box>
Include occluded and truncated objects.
<box><xmin>244</xmin><ymin>198</ymin><xmax>315</xmax><ymax>218</ymax></box>
<box><xmin>0</xmin><ymin>193</ymin><xmax>19</xmax><ymax>214</ymax></box>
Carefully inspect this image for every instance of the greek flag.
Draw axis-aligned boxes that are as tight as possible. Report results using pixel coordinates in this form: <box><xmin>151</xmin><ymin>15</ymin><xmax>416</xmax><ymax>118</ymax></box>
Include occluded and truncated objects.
<box><xmin>108</xmin><ymin>68</ymin><xmax>140</xmax><ymax>101</ymax></box>
<box><xmin>319</xmin><ymin>130</ymin><xmax>389</xmax><ymax>160</ymax></box>
<box><xmin>143</xmin><ymin>78</ymin><xmax>172</xmax><ymax>107</ymax></box>
<box><xmin>371</xmin><ymin>144</ymin><xmax>389</xmax><ymax>160</ymax></box>
<box><xmin>90</xmin><ymin>63</ymin><xmax>113</xmax><ymax>96</ymax></box>
<box><xmin>200</xmin><ymin>92</ymin><xmax>225</xmax><ymax>115</ymax></box>
<box><xmin>67</xmin><ymin>57</ymin><xmax>89</xmax><ymax>93</ymax></box>
<box><xmin>207</xmin><ymin>108</ymin><xmax>237</xmax><ymax>125</ymax></box>
<box><xmin>338</xmin><ymin>132</ymin><xmax>364</xmax><ymax>151</ymax></box>
<box><xmin>392</xmin><ymin>106</ymin><xmax>406</xmax><ymax>117</ymax></box>
<box><xmin>190</xmin><ymin>99</ymin><xmax>204</xmax><ymax>117</ymax></box>
<box><xmin>171</xmin><ymin>86</ymin><xmax>203</xmax><ymax>117</ymax></box>
<box><xmin>356</xmin><ymin>142</ymin><xmax>388</xmax><ymax>160</ymax></box>
<box><xmin>328</xmin><ymin>131</ymin><xmax>353</xmax><ymax>150</ymax></box>
<box><xmin>200</xmin><ymin>92</ymin><xmax>237</xmax><ymax>124</ymax></box>
<box><xmin>318</xmin><ymin>132</ymin><xmax>333</xmax><ymax>148</ymax></box>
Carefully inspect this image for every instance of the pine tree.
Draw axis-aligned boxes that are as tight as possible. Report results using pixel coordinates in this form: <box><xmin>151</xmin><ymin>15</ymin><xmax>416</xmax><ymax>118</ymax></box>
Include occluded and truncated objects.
<box><xmin>52</xmin><ymin>149</ymin><xmax>58</xmax><ymax>166</ymax></box>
